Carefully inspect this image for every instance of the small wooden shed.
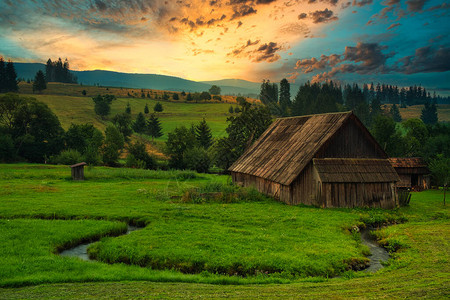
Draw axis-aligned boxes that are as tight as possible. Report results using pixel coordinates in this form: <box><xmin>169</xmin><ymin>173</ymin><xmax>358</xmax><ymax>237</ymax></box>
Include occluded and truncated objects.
<box><xmin>70</xmin><ymin>162</ymin><xmax>87</xmax><ymax>181</ymax></box>
<box><xmin>229</xmin><ymin>112</ymin><xmax>400</xmax><ymax>208</ymax></box>
<box><xmin>388</xmin><ymin>157</ymin><xmax>430</xmax><ymax>190</ymax></box>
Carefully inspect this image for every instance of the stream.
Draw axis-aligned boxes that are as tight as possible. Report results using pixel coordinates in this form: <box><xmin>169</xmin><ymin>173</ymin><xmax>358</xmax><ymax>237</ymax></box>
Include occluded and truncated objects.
<box><xmin>59</xmin><ymin>225</ymin><xmax>141</xmax><ymax>261</ymax></box>
<box><xmin>59</xmin><ymin>225</ymin><xmax>390</xmax><ymax>273</ymax></box>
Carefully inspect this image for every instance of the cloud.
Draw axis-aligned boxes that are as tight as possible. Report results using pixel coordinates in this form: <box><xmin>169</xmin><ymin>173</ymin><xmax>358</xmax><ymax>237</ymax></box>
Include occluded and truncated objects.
<box><xmin>298</xmin><ymin>13</ymin><xmax>307</xmax><ymax>19</ymax></box>
<box><xmin>307</xmin><ymin>0</ymin><xmax>339</xmax><ymax>6</ymax></box>
<box><xmin>387</xmin><ymin>23</ymin><xmax>401</xmax><ymax>30</ymax></box>
<box><xmin>295</xmin><ymin>42</ymin><xmax>394</xmax><ymax>82</ymax></box>
<box><xmin>352</xmin><ymin>0</ymin><xmax>373</xmax><ymax>7</ymax></box>
<box><xmin>230</xmin><ymin>4</ymin><xmax>257</xmax><ymax>20</ymax></box>
<box><xmin>294</xmin><ymin>42</ymin><xmax>450</xmax><ymax>83</ymax></box>
<box><xmin>310</xmin><ymin>8</ymin><xmax>338</xmax><ymax>23</ymax></box>
<box><xmin>253</xmin><ymin>42</ymin><xmax>282</xmax><ymax>62</ymax></box>
<box><xmin>394</xmin><ymin>46</ymin><xmax>450</xmax><ymax>74</ymax></box>
<box><xmin>405</xmin><ymin>0</ymin><xmax>429</xmax><ymax>12</ymax></box>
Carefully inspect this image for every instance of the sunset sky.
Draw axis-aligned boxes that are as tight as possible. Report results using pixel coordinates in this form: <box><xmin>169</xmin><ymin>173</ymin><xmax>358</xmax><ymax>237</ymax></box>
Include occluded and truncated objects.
<box><xmin>0</xmin><ymin>0</ymin><xmax>449</xmax><ymax>93</ymax></box>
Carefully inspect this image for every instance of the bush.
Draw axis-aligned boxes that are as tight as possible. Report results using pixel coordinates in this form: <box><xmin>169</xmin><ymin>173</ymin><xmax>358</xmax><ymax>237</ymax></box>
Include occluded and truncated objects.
<box><xmin>183</xmin><ymin>146</ymin><xmax>211</xmax><ymax>173</ymax></box>
<box><xmin>128</xmin><ymin>141</ymin><xmax>157</xmax><ymax>169</ymax></box>
<box><xmin>213</xmin><ymin>95</ymin><xmax>222</xmax><ymax>101</ymax></box>
<box><xmin>125</xmin><ymin>154</ymin><xmax>146</xmax><ymax>169</ymax></box>
<box><xmin>51</xmin><ymin>149</ymin><xmax>84</xmax><ymax>165</ymax></box>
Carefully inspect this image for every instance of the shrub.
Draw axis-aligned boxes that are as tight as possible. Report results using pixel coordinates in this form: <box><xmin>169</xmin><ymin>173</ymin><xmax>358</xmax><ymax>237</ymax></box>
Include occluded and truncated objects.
<box><xmin>128</xmin><ymin>141</ymin><xmax>157</xmax><ymax>169</ymax></box>
<box><xmin>51</xmin><ymin>149</ymin><xmax>84</xmax><ymax>165</ymax></box>
<box><xmin>125</xmin><ymin>154</ymin><xmax>146</xmax><ymax>169</ymax></box>
<box><xmin>183</xmin><ymin>146</ymin><xmax>211</xmax><ymax>173</ymax></box>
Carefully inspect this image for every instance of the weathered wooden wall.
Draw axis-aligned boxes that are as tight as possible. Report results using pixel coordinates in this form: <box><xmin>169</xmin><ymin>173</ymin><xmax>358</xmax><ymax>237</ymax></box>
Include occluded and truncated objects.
<box><xmin>316</xmin><ymin>119</ymin><xmax>385</xmax><ymax>159</ymax></box>
<box><xmin>318</xmin><ymin>182</ymin><xmax>397</xmax><ymax>209</ymax></box>
<box><xmin>231</xmin><ymin>172</ymin><xmax>291</xmax><ymax>202</ymax></box>
<box><xmin>71</xmin><ymin>167</ymin><xmax>85</xmax><ymax>180</ymax></box>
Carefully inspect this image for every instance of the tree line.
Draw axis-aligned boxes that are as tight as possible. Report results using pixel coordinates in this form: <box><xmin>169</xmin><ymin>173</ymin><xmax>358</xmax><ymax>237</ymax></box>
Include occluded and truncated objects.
<box><xmin>45</xmin><ymin>58</ymin><xmax>77</xmax><ymax>83</ymax></box>
<box><xmin>0</xmin><ymin>57</ymin><xmax>18</xmax><ymax>93</ymax></box>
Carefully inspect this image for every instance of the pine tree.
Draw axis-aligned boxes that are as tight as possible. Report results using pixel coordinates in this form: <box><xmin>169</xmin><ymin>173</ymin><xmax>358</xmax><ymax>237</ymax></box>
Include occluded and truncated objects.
<box><xmin>5</xmin><ymin>61</ymin><xmax>18</xmax><ymax>92</ymax></box>
<box><xmin>186</xmin><ymin>93</ymin><xmax>193</xmax><ymax>101</ymax></box>
<box><xmin>144</xmin><ymin>103</ymin><xmax>149</xmax><ymax>114</ymax></box>
<box><xmin>0</xmin><ymin>57</ymin><xmax>6</xmax><ymax>92</ymax></box>
<box><xmin>279</xmin><ymin>78</ymin><xmax>290</xmax><ymax>115</ymax></box>
<box><xmin>421</xmin><ymin>100</ymin><xmax>438</xmax><ymax>125</ymax></box>
<box><xmin>154</xmin><ymin>102</ymin><xmax>163</xmax><ymax>112</ymax></box>
<box><xmin>45</xmin><ymin>59</ymin><xmax>53</xmax><ymax>82</ymax></box>
<box><xmin>195</xmin><ymin>118</ymin><xmax>213</xmax><ymax>149</ymax></box>
<box><xmin>229</xmin><ymin>106</ymin><xmax>234</xmax><ymax>114</ymax></box>
<box><xmin>147</xmin><ymin>114</ymin><xmax>163</xmax><ymax>142</ymax></box>
<box><xmin>132</xmin><ymin>112</ymin><xmax>147</xmax><ymax>133</ymax></box>
<box><xmin>32</xmin><ymin>70</ymin><xmax>47</xmax><ymax>93</ymax></box>
<box><xmin>125</xmin><ymin>102</ymin><xmax>131</xmax><ymax>114</ymax></box>
<box><xmin>390</xmin><ymin>104</ymin><xmax>402</xmax><ymax>122</ymax></box>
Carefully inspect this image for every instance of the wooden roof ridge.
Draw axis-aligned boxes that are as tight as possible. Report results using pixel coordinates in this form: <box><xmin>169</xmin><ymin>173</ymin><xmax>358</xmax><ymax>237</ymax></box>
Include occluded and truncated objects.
<box><xmin>229</xmin><ymin>111</ymin><xmax>355</xmax><ymax>185</ymax></box>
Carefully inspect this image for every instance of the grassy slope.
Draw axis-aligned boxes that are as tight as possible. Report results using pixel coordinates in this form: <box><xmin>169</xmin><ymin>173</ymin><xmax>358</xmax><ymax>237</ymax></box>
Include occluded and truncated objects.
<box><xmin>0</xmin><ymin>164</ymin><xmax>448</xmax><ymax>298</ymax></box>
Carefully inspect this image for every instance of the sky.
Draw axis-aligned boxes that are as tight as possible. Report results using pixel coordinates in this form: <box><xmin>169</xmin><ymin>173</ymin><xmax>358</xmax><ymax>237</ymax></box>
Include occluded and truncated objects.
<box><xmin>0</xmin><ymin>0</ymin><xmax>449</xmax><ymax>93</ymax></box>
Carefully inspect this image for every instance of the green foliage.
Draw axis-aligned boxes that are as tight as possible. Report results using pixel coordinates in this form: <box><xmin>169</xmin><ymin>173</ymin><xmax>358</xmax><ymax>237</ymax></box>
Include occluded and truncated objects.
<box><xmin>429</xmin><ymin>154</ymin><xmax>450</xmax><ymax>201</ymax></box>
<box><xmin>292</xmin><ymin>81</ymin><xmax>340</xmax><ymax>117</ymax></box>
<box><xmin>183</xmin><ymin>146</ymin><xmax>211</xmax><ymax>173</ymax></box>
<box><xmin>213</xmin><ymin>95</ymin><xmax>222</xmax><ymax>101</ymax></box>
<box><xmin>0</xmin><ymin>60</ymin><xmax>19</xmax><ymax>92</ymax></box>
<box><xmin>144</xmin><ymin>103</ymin><xmax>149</xmax><ymax>114</ymax></box>
<box><xmin>82</xmin><ymin>89</ymin><xmax>87</xmax><ymax>96</ymax></box>
<box><xmin>371</xmin><ymin>115</ymin><xmax>405</xmax><ymax>156</ymax></box>
<box><xmin>50</xmin><ymin>149</ymin><xmax>83</xmax><ymax>165</ymax></box>
<box><xmin>173</xmin><ymin>93</ymin><xmax>179</xmax><ymax>100</ymax></box>
<box><xmin>153</xmin><ymin>102</ymin><xmax>163</xmax><ymax>112</ymax></box>
<box><xmin>186</xmin><ymin>93</ymin><xmax>193</xmax><ymax>101</ymax></box>
<box><xmin>402</xmin><ymin>119</ymin><xmax>428</xmax><ymax>156</ymax></box>
<box><xmin>421</xmin><ymin>100</ymin><xmax>438</xmax><ymax>125</ymax></box>
<box><xmin>165</xmin><ymin>126</ymin><xmax>196</xmax><ymax>169</ymax></box>
<box><xmin>0</xmin><ymin>133</ymin><xmax>15</xmax><ymax>162</ymax></box>
<box><xmin>112</xmin><ymin>113</ymin><xmax>133</xmax><ymax>142</ymax></box>
<box><xmin>92</xmin><ymin>94</ymin><xmax>115</xmax><ymax>118</ymax></box>
<box><xmin>127</xmin><ymin>141</ymin><xmax>157</xmax><ymax>170</ymax></box>
<box><xmin>146</xmin><ymin>114</ymin><xmax>163</xmax><ymax>142</ymax></box>
<box><xmin>162</xmin><ymin>93</ymin><xmax>169</xmax><ymax>100</ymax></box>
<box><xmin>33</xmin><ymin>70</ymin><xmax>47</xmax><ymax>93</ymax></box>
<box><xmin>125</xmin><ymin>102</ymin><xmax>131</xmax><ymax>114</ymax></box>
<box><xmin>102</xmin><ymin>125</ymin><xmax>124</xmax><ymax>166</ymax></box>
<box><xmin>132</xmin><ymin>112</ymin><xmax>147</xmax><ymax>134</ymax></box>
<box><xmin>45</xmin><ymin>58</ymin><xmax>77</xmax><ymax>83</ymax></box>
<box><xmin>64</xmin><ymin>123</ymin><xmax>104</xmax><ymax>155</ymax></box>
<box><xmin>195</xmin><ymin>118</ymin><xmax>213</xmax><ymax>149</ymax></box>
<box><xmin>125</xmin><ymin>154</ymin><xmax>146</xmax><ymax>169</ymax></box>
<box><xmin>209</xmin><ymin>85</ymin><xmax>221</xmax><ymax>95</ymax></box>
<box><xmin>279</xmin><ymin>78</ymin><xmax>290</xmax><ymax>115</ymax></box>
<box><xmin>228</xmin><ymin>106</ymin><xmax>234</xmax><ymax>114</ymax></box>
<box><xmin>200</xmin><ymin>91</ymin><xmax>211</xmax><ymax>101</ymax></box>
<box><xmin>390</xmin><ymin>104</ymin><xmax>402</xmax><ymax>122</ymax></box>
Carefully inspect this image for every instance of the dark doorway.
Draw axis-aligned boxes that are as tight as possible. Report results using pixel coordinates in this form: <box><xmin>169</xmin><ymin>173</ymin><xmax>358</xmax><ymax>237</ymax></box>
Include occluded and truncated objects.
<box><xmin>411</xmin><ymin>174</ymin><xmax>418</xmax><ymax>186</ymax></box>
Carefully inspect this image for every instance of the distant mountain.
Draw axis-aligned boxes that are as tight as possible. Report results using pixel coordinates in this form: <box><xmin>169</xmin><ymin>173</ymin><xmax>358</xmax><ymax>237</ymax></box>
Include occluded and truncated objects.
<box><xmin>14</xmin><ymin>63</ymin><xmax>260</xmax><ymax>96</ymax></box>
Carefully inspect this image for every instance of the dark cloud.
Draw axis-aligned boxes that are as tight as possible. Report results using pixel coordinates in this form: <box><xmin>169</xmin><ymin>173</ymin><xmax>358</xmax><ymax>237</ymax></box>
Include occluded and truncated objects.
<box><xmin>310</xmin><ymin>8</ymin><xmax>338</xmax><ymax>23</ymax></box>
<box><xmin>387</xmin><ymin>23</ymin><xmax>401</xmax><ymax>29</ymax></box>
<box><xmin>94</xmin><ymin>0</ymin><xmax>108</xmax><ymax>12</ymax></box>
<box><xmin>394</xmin><ymin>46</ymin><xmax>450</xmax><ymax>74</ymax></box>
<box><xmin>298</xmin><ymin>13</ymin><xmax>307</xmax><ymax>19</ymax></box>
<box><xmin>227</xmin><ymin>39</ymin><xmax>260</xmax><ymax>57</ymax></box>
<box><xmin>307</xmin><ymin>0</ymin><xmax>339</xmax><ymax>5</ymax></box>
<box><xmin>231</xmin><ymin>4</ymin><xmax>257</xmax><ymax>20</ymax></box>
<box><xmin>256</xmin><ymin>0</ymin><xmax>277</xmax><ymax>4</ymax></box>
<box><xmin>406</xmin><ymin>0</ymin><xmax>429</xmax><ymax>12</ymax></box>
<box><xmin>352</xmin><ymin>0</ymin><xmax>373</xmax><ymax>7</ymax></box>
<box><xmin>253</xmin><ymin>42</ymin><xmax>281</xmax><ymax>62</ymax></box>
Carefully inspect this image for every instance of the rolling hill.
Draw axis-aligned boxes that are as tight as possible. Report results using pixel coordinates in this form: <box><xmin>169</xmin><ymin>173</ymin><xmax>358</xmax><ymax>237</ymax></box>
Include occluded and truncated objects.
<box><xmin>14</xmin><ymin>63</ymin><xmax>261</xmax><ymax>96</ymax></box>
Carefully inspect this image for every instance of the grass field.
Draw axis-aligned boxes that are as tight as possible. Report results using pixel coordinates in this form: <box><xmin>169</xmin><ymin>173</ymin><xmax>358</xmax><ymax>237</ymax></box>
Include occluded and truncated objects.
<box><xmin>0</xmin><ymin>164</ymin><xmax>448</xmax><ymax>298</ymax></box>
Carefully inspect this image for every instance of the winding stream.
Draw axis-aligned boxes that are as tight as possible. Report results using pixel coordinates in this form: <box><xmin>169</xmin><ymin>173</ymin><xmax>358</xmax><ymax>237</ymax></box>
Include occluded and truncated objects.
<box><xmin>59</xmin><ymin>225</ymin><xmax>141</xmax><ymax>261</ymax></box>
<box><xmin>59</xmin><ymin>225</ymin><xmax>389</xmax><ymax>273</ymax></box>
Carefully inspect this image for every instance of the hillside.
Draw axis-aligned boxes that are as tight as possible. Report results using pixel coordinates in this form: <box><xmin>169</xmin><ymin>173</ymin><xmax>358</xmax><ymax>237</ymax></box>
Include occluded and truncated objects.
<box><xmin>14</xmin><ymin>63</ymin><xmax>261</xmax><ymax>96</ymax></box>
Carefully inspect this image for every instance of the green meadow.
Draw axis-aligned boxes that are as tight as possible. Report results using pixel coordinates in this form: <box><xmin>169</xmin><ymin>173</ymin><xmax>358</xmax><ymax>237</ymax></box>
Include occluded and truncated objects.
<box><xmin>0</xmin><ymin>164</ymin><xmax>448</xmax><ymax>298</ymax></box>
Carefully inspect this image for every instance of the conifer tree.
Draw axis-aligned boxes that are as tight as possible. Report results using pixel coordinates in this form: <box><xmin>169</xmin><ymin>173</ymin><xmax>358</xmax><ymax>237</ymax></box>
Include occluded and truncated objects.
<box><xmin>421</xmin><ymin>100</ymin><xmax>438</xmax><ymax>125</ymax></box>
<box><xmin>229</xmin><ymin>106</ymin><xmax>234</xmax><ymax>114</ymax></box>
<box><xmin>195</xmin><ymin>118</ymin><xmax>213</xmax><ymax>149</ymax></box>
<box><xmin>125</xmin><ymin>102</ymin><xmax>131</xmax><ymax>114</ymax></box>
<box><xmin>5</xmin><ymin>61</ymin><xmax>18</xmax><ymax>92</ymax></box>
<box><xmin>186</xmin><ymin>93</ymin><xmax>193</xmax><ymax>101</ymax></box>
<box><xmin>144</xmin><ymin>103</ymin><xmax>149</xmax><ymax>114</ymax></box>
<box><xmin>0</xmin><ymin>58</ymin><xmax>6</xmax><ymax>92</ymax></box>
<box><xmin>132</xmin><ymin>112</ymin><xmax>147</xmax><ymax>133</ymax></box>
<box><xmin>32</xmin><ymin>70</ymin><xmax>47</xmax><ymax>93</ymax></box>
<box><xmin>279</xmin><ymin>78</ymin><xmax>291</xmax><ymax>115</ymax></box>
<box><xmin>147</xmin><ymin>114</ymin><xmax>163</xmax><ymax>142</ymax></box>
<box><xmin>390</xmin><ymin>104</ymin><xmax>402</xmax><ymax>122</ymax></box>
<box><xmin>154</xmin><ymin>102</ymin><xmax>163</xmax><ymax>112</ymax></box>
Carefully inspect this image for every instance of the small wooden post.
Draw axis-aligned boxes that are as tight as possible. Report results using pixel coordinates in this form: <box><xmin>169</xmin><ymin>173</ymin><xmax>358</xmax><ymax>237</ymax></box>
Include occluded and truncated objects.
<box><xmin>70</xmin><ymin>162</ymin><xmax>87</xmax><ymax>181</ymax></box>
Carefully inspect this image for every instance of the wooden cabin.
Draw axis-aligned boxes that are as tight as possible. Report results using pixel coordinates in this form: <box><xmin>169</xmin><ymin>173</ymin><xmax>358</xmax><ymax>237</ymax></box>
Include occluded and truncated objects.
<box><xmin>389</xmin><ymin>157</ymin><xmax>430</xmax><ymax>190</ymax></box>
<box><xmin>229</xmin><ymin>112</ymin><xmax>400</xmax><ymax>209</ymax></box>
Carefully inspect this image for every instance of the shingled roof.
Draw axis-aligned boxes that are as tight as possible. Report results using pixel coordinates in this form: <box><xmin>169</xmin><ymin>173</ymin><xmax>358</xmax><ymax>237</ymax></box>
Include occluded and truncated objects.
<box><xmin>314</xmin><ymin>158</ymin><xmax>399</xmax><ymax>183</ymax></box>
<box><xmin>388</xmin><ymin>157</ymin><xmax>428</xmax><ymax>168</ymax></box>
<box><xmin>229</xmin><ymin>111</ymin><xmax>387</xmax><ymax>186</ymax></box>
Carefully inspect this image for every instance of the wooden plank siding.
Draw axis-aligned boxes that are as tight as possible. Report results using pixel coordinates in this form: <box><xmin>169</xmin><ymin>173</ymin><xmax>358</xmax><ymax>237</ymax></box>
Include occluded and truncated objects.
<box><xmin>229</xmin><ymin>112</ymin><xmax>399</xmax><ymax>209</ymax></box>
